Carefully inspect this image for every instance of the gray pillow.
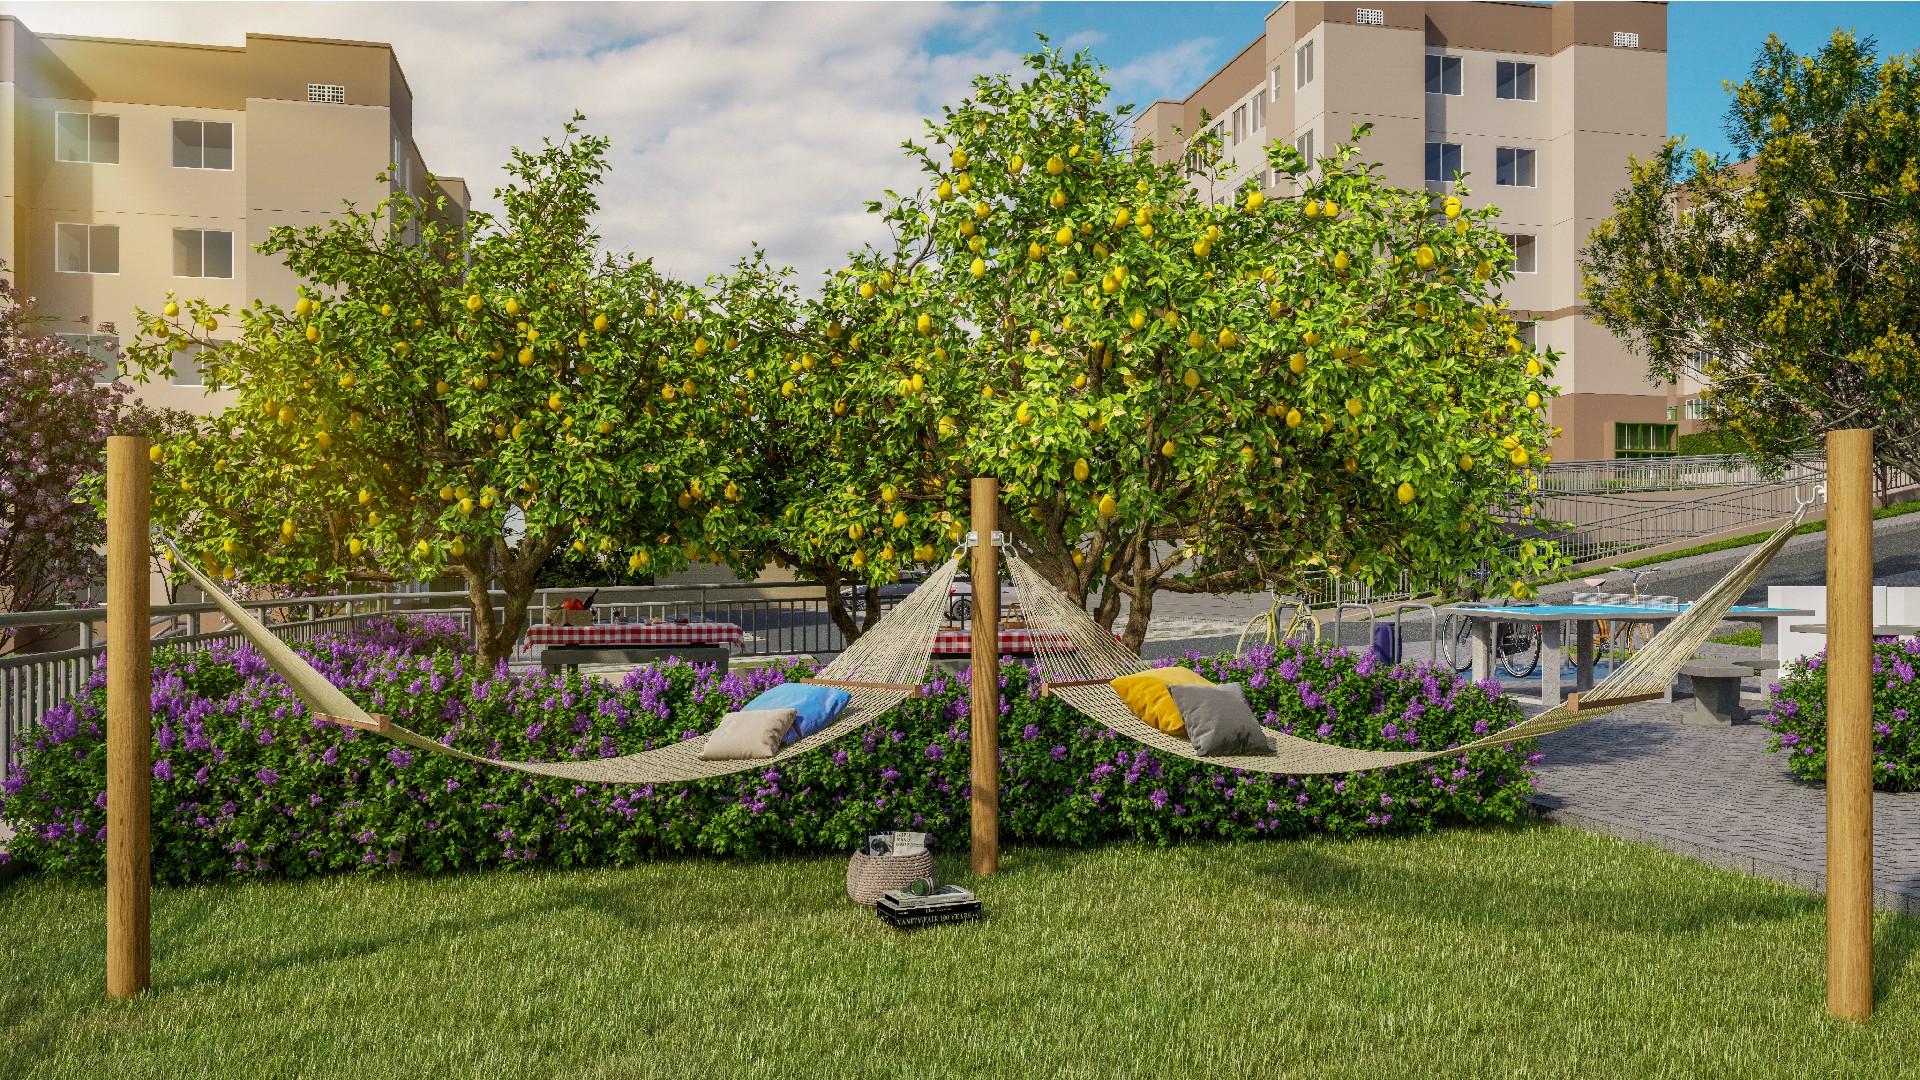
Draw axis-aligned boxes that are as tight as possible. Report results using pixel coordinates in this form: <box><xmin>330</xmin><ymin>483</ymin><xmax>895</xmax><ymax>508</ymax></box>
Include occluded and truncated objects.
<box><xmin>1167</xmin><ymin>684</ymin><xmax>1273</xmax><ymax>757</ymax></box>
<box><xmin>697</xmin><ymin>708</ymin><xmax>797</xmax><ymax>760</ymax></box>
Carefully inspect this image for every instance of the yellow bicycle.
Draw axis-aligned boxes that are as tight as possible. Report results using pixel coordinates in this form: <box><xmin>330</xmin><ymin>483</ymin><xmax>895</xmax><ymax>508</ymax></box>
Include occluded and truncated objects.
<box><xmin>1238</xmin><ymin>593</ymin><xmax>1321</xmax><ymax>654</ymax></box>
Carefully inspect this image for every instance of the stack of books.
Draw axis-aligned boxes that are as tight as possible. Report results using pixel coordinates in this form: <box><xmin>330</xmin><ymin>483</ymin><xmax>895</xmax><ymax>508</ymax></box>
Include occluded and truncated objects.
<box><xmin>876</xmin><ymin>884</ymin><xmax>982</xmax><ymax>929</ymax></box>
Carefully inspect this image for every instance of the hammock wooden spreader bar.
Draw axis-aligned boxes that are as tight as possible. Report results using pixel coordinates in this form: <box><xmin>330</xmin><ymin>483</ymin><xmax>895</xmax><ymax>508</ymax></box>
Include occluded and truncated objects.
<box><xmin>162</xmin><ymin>539</ymin><xmax>962</xmax><ymax>784</ymax></box>
<box><xmin>1005</xmin><ymin>511</ymin><xmax>1804</xmax><ymax>775</ymax></box>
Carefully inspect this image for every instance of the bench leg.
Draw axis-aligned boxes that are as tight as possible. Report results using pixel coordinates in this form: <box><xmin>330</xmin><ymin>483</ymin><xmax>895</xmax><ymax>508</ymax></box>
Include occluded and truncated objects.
<box><xmin>1684</xmin><ymin>675</ymin><xmax>1745</xmax><ymax>726</ymax></box>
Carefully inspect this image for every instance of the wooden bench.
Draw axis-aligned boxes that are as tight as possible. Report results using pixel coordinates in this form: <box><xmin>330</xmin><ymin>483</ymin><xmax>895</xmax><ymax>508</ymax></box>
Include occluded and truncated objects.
<box><xmin>1678</xmin><ymin>659</ymin><xmax>1774</xmax><ymax>726</ymax></box>
<box><xmin>539</xmin><ymin>645</ymin><xmax>730</xmax><ymax>675</ymax></box>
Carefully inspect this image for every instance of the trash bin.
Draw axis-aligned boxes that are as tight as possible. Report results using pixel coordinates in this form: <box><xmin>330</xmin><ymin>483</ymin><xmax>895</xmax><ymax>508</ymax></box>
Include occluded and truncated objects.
<box><xmin>1372</xmin><ymin>624</ymin><xmax>1399</xmax><ymax>664</ymax></box>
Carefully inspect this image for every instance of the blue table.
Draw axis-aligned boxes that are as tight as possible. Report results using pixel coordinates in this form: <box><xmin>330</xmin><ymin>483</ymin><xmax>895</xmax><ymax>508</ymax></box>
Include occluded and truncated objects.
<box><xmin>1439</xmin><ymin>603</ymin><xmax>1813</xmax><ymax>706</ymax></box>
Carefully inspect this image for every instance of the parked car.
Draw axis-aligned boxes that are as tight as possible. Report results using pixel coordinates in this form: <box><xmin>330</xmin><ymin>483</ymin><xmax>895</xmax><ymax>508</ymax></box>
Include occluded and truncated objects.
<box><xmin>944</xmin><ymin>572</ymin><xmax>1019</xmax><ymax>622</ymax></box>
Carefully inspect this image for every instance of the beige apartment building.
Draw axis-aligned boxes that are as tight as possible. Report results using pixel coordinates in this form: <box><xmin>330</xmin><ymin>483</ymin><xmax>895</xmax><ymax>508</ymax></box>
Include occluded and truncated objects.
<box><xmin>1138</xmin><ymin>1</ymin><xmax>1682</xmax><ymax>461</ymax></box>
<box><xmin>0</xmin><ymin>17</ymin><xmax>467</xmax><ymax>416</ymax></box>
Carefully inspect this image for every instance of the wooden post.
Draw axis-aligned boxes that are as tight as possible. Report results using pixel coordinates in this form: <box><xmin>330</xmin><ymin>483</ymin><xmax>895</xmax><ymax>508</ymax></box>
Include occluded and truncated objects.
<box><xmin>1826</xmin><ymin>428</ymin><xmax>1873</xmax><ymax>1022</ymax></box>
<box><xmin>969</xmin><ymin>477</ymin><xmax>1000</xmax><ymax>877</ymax></box>
<box><xmin>106</xmin><ymin>435</ymin><xmax>152</xmax><ymax>1000</ymax></box>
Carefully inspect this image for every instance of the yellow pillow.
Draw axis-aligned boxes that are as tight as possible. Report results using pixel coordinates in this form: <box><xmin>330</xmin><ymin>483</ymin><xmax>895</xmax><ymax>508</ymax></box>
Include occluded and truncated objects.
<box><xmin>1110</xmin><ymin>667</ymin><xmax>1214</xmax><ymax>734</ymax></box>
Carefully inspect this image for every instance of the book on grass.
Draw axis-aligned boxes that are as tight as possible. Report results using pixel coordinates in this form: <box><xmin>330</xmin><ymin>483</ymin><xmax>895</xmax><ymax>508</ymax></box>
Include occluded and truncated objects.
<box><xmin>878</xmin><ymin>884</ymin><xmax>975</xmax><ymax>910</ymax></box>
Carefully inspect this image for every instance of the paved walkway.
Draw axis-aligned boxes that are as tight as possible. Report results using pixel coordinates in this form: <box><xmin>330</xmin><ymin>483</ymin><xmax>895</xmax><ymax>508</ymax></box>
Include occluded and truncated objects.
<box><xmin>1527</xmin><ymin>689</ymin><xmax>1920</xmax><ymax>917</ymax></box>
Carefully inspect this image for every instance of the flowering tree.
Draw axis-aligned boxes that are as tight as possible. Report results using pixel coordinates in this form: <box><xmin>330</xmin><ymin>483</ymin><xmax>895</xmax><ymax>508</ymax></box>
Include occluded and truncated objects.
<box><xmin>1583</xmin><ymin>31</ymin><xmax>1920</xmax><ymax>486</ymax></box>
<box><xmin>126</xmin><ymin>120</ymin><xmax>756</xmax><ymax>671</ymax></box>
<box><xmin>0</xmin><ymin>264</ymin><xmax>166</xmax><ymax>645</ymax></box>
<box><xmin>756</xmin><ymin>47</ymin><xmax>1563</xmax><ymax>651</ymax></box>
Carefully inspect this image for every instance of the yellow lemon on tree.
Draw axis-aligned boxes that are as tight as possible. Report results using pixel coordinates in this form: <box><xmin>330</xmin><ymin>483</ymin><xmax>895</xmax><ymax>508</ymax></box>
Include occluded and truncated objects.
<box><xmin>315</xmin><ymin>430</ymin><xmax>332</xmax><ymax>450</ymax></box>
<box><xmin>1303</xmin><ymin>200</ymin><xmax>1321</xmax><ymax>219</ymax></box>
<box><xmin>1015</xmin><ymin>401</ymin><xmax>1033</xmax><ymax>425</ymax></box>
<box><xmin>294</xmin><ymin>297</ymin><xmax>314</xmax><ymax>318</ymax></box>
<box><xmin>467</xmin><ymin>294</ymin><xmax>484</xmax><ymax>312</ymax></box>
<box><xmin>504</xmin><ymin>299</ymin><xmax>521</xmax><ymax>316</ymax></box>
<box><xmin>1458</xmin><ymin>453</ymin><xmax>1474</xmax><ymax>471</ymax></box>
<box><xmin>1526</xmin><ymin>391</ymin><xmax>1543</xmax><ymax>408</ymax></box>
<box><xmin>1289</xmin><ymin>353</ymin><xmax>1307</xmax><ymax>374</ymax></box>
<box><xmin>163</xmin><ymin>301</ymin><xmax>180</xmax><ymax>318</ymax></box>
<box><xmin>1161</xmin><ymin>439</ymin><xmax>1176</xmax><ymax>457</ymax></box>
<box><xmin>1346</xmin><ymin>398</ymin><xmax>1364</xmax><ymax>417</ymax></box>
<box><xmin>349</xmin><ymin>538</ymin><xmax>364</xmax><ymax>557</ymax></box>
<box><xmin>1285</xmin><ymin>408</ymin><xmax>1303</xmax><ymax>428</ymax></box>
<box><xmin>1245</xmin><ymin>190</ymin><xmax>1265</xmax><ymax>211</ymax></box>
<box><xmin>305</xmin><ymin>325</ymin><xmax>321</xmax><ymax>344</ymax></box>
<box><xmin>891</xmin><ymin>510</ymin><xmax>908</xmax><ymax>530</ymax></box>
<box><xmin>1072</xmin><ymin>458</ymin><xmax>1090</xmax><ymax>482</ymax></box>
<box><xmin>1526</xmin><ymin>358</ymin><xmax>1543</xmax><ymax>377</ymax></box>
<box><xmin>880</xmin><ymin>483</ymin><xmax>898</xmax><ymax>503</ymax></box>
<box><xmin>1046</xmin><ymin>154</ymin><xmax>1065</xmax><ymax>175</ymax></box>
<box><xmin>970</xmin><ymin>257</ymin><xmax>986</xmax><ymax>279</ymax></box>
<box><xmin>1397</xmin><ymin>481</ymin><xmax>1415</xmax><ymax>504</ymax></box>
<box><xmin>1332</xmin><ymin>251</ymin><xmax>1350</xmax><ymax>272</ymax></box>
<box><xmin>1302</xmin><ymin>330</ymin><xmax>1321</xmax><ymax>347</ymax></box>
<box><xmin>1443</xmin><ymin>195</ymin><xmax>1462</xmax><ymax>220</ymax></box>
<box><xmin>1182</xmin><ymin>368</ymin><xmax>1200</xmax><ymax>389</ymax></box>
<box><xmin>1414</xmin><ymin>245</ymin><xmax>1436</xmax><ymax>270</ymax></box>
<box><xmin>1097</xmin><ymin>494</ymin><xmax>1117</xmax><ymax>517</ymax></box>
<box><xmin>1510</xmin><ymin>448</ymin><xmax>1530</xmax><ymax>466</ymax></box>
<box><xmin>916</xmin><ymin>312</ymin><xmax>933</xmax><ymax>334</ymax></box>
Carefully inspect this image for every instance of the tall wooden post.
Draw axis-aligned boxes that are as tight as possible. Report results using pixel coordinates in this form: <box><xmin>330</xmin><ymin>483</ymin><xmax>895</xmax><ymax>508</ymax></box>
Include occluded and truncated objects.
<box><xmin>969</xmin><ymin>477</ymin><xmax>1000</xmax><ymax>876</ymax></box>
<box><xmin>1826</xmin><ymin>428</ymin><xmax>1873</xmax><ymax>1022</ymax></box>
<box><xmin>106</xmin><ymin>435</ymin><xmax>152</xmax><ymax>999</ymax></box>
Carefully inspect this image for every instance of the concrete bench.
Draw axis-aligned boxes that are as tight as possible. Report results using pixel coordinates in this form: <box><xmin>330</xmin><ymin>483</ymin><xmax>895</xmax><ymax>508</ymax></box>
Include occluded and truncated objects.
<box><xmin>1678</xmin><ymin>661</ymin><xmax>1767</xmax><ymax>726</ymax></box>
<box><xmin>539</xmin><ymin>645</ymin><xmax>730</xmax><ymax>676</ymax></box>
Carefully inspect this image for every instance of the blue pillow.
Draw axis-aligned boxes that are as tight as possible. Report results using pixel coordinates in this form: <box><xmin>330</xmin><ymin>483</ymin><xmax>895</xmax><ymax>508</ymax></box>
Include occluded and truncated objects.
<box><xmin>744</xmin><ymin>682</ymin><xmax>852</xmax><ymax>744</ymax></box>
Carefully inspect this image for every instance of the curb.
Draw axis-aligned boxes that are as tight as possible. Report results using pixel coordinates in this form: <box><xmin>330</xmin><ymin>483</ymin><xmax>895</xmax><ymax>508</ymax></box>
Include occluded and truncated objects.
<box><xmin>1526</xmin><ymin>798</ymin><xmax>1920</xmax><ymax>918</ymax></box>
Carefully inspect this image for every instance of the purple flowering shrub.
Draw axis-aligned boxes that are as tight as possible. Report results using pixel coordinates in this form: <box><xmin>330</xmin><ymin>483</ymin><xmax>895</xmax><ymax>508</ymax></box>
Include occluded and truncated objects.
<box><xmin>0</xmin><ymin>633</ymin><xmax>1537</xmax><ymax>882</ymax></box>
<box><xmin>348</xmin><ymin>613</ymin><xmax>471</xmax><ymax>657</ymax></box>
<box><xmin>1762</xmin><ymin>637</ymin><xmax>1920</xmax><ymax>790</ymax></box>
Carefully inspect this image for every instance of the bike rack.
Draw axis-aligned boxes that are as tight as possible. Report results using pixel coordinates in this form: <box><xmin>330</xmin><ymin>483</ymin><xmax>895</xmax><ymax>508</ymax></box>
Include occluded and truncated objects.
<box><xmin>1386</xmin><ymin>602</ymin><xmax>1439</xmax><ymax>665</ymax></box>
<box><xmin>1331</xmin><ymin>601</ymin><xmax>1373</xmax><ymax>652</ymax></box>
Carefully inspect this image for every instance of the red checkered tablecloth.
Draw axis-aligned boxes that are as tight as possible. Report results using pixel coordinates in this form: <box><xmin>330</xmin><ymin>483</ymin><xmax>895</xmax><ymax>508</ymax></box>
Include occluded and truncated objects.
<box><xmin>931</xmin><ymin>627</ymin><xmax>1076</xmax><ymax>655</ymax></box>
<box><xmin>524</xmin><ymin>622</ymin><xmax>745</xmax><ymax>649</ymax></box>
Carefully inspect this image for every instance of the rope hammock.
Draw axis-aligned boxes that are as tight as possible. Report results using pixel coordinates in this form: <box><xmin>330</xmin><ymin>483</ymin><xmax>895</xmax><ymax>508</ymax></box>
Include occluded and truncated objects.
<box><xmin>165</xmin><ymin>543</ymin><xmax>963</xmax><ymax>784</ymax></box>
<box><xmin>164</xmin><ymin>507</ymin><xmax>1800</xmax><ymax>785</ymax></box>
<box><xmin>1002</xmin><ymin>511</ymin><xmax>1804</xmax><ymax>775</ymax></box>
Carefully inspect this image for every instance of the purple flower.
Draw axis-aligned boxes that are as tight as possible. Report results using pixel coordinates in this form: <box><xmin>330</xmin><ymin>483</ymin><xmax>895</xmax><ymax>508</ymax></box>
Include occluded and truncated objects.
<box><xmin>255</xmin><ymin>769</ymin><xmax>280</xmax><ymax>787</ymax></box>
<box><xmin>152</xmin><ymin>760</ymin><xmax>174</xmax><ymax>782</ymax></box>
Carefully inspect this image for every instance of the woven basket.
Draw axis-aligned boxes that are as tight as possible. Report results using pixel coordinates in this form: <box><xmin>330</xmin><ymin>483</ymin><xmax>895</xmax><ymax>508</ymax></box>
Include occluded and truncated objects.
<box><xmin>846</xmin><ymin>850</ymin><xmax>936</xmax><ymax>906</ymax></box>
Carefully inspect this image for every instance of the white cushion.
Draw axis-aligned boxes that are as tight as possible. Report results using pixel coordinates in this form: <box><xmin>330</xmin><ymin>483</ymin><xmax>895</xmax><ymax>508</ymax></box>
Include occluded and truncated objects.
<box><xmin>697</xmin><ymin>709</ymin><xmax>797</xmax><ymax>760</ymax></box>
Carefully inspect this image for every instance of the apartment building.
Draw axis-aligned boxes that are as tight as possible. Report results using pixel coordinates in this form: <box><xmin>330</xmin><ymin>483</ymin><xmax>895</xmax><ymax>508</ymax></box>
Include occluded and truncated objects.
<box><xmin>0</xmin><ymin>17</ymin><xmax>468</xmax><ymax>415</ymax></box>
<box><xmin>1137</xmin><ymin>1</ymin><xmax>1680</xmax><ymax>461</ymax></box>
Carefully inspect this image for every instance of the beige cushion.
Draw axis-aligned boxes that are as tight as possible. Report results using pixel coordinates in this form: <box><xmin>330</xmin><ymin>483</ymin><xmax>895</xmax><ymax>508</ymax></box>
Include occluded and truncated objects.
<box><xmin>697</xmin><ymin>709</ymin><xmax>797</xmax><ymax>760</ymax></box>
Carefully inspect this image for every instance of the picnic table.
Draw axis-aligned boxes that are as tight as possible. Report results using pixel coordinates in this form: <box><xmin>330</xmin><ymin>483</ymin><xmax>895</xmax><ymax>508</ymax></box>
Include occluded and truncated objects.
<box><xmin>524</xmin><ymin>620</ymin><xmax>745</xmax><ymax>674</ymax></box>
<box><xmin>1440</xmin><ymin>602</ymin><xmax>1813</xmax><ymax>706</ymax></box>
<box><xmin>930</xmin><ymin>626</ymin><xmax>1075</xmax><ymax>658</ymax></box>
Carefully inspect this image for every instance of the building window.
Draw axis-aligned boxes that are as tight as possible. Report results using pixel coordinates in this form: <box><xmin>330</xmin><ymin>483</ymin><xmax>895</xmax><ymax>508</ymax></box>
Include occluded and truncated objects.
<box><xmin>1232</xmin><ymin>105</ymin><xmax>1248</xmax><ymax>146</ymax></box>
<box><xmin>57</xmin><ymin>334</ymin><xmax>120</xmax><ymax>383</ymax></box>
<box><xmin>1684</xmin><ymin>398</ymin><xmax>1708</xmax><ymax>421</ymax></box>
<box><xmin>1295</xmin><ymin>130</ymin><xmax>1315</xmax><ymax>171</ymax></box>
<box><xmin>173</xmin><ymin>229</ymin><xmax>236</xmax><ymax>279</ymax></box>
<box><xmin>1425</xmin><ymin>55</ymin><xmax>1462</xmax><ymax>96</ymax></box>
<box><xmin>1496</xmin><ymin>61</ymin><xmax>1537</xmax><ymax>101</ymax></box>
<box><xmin>170</xmin><ymin>342</ymin><xmax>214</xmax><ymax>387</ymax></box>
<box><xmin>1296</xmin><ymin>41</ymin><xmax>1315</xmax><ymax>89</ymax></box>
<box><xmin>308</xmin><ymin>83</ymin><xmax>347</xmax><ymax>104</ymax></box>
<box><xmin>1615</xmin><ymin>423</ymin><xmax>1677</xmax><ymax>459</ymax></box>
<box><xmin>55</xmin><ymin>224</ymin><xmax>119</xmax><ymax>275</ymax></box>
<box><xmin>1252</xmin><ymin>91</ymin><xmax>1266</xmax><ymax>132</ymax></box>
<box><xmin>1424</xmin><ymin>141</ymin><xmax>1461</xmax><ymax>184</ymax></box>
<box><xmin>1613</xmin><ymin>31</ymin><xmax>1640</xmax><ymax>49</ymax></box>
<box><xmin>1502</xmin><ymin>232</ymin><xmax>1538</xmax><ymax>273</ymax></box>
<box><xmin>173</xmin><ymin>120</ymin><xmax>235</xmax><ymax>170</ymax></box>
<box><xmin>54</xmin><ymin>112</ymin><xmax>119</xmax><ymax>164</ymax></box>
<box><xmin>1356</xmin><ymin>8</ymin><xmax>1385</xmax><ymax>27</ymax></box>
<box><xmin>1514</xmin><ymin>321</ymin><xmax>1538</xmax><ymax>347</ymax></box>
<box><xmin>1495</xmin><ymin>146</ymin><xmax>1537</xmax><ymax>187</ymax></box>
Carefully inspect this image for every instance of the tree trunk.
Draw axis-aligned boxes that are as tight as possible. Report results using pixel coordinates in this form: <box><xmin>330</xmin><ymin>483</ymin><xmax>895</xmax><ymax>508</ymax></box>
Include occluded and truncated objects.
<box><xmin>1118</xmin><ymin>579</ymin><xmax>1154</xmax><ymax>656</ymax></box>
<box><xmin>862</xmin><ymin>579</ymin><xmax>884</xmax><ymax>632</ymax></box>
<box><xmin>462</xmin><ymin>567</ymin><xmax>507</xmax><ymax>672</ymax></box>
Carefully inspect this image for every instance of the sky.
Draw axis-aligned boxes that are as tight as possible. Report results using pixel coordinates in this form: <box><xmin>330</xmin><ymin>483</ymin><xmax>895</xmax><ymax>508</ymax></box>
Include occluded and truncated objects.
<box><xmin>5</xmin><ymin>1</ymin><xmax>1918</xmax><ymax>286</ymax></box>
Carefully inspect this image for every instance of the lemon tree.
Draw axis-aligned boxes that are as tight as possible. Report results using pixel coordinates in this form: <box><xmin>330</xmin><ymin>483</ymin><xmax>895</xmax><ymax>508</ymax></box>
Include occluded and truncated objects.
<box><xmin>125</xmin><ymin>121</ymin><xmax>750</xmax><ymax>670</ymax></box>
<box><xmin>1583</xmin><ymin>31</ymin><xmax>1920</xmax><ymax>486</ymax></box>
<box><xmin>831</xmin><ymin>46</ymin><xmax>1562</xmax><ymax>650</ymax></box>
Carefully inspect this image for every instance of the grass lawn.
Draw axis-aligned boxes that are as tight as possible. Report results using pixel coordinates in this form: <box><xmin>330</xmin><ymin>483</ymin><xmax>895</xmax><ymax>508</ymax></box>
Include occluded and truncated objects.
<box><xmin>6</xmin><ymin>825</ymin><xmax>1920</xmax><ymax>1078</ymax></box>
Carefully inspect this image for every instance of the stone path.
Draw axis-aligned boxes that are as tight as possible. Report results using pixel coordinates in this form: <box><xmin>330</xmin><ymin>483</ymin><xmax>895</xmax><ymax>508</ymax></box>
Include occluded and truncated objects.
<box><xmin>1527</xmin><ymin>693</ymin><xmax>1920</xmax><ymax>917</ymax></box>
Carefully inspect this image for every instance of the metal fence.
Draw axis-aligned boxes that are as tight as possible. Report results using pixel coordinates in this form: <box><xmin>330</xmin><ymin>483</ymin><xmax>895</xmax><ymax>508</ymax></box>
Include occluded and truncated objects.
<box><xmin>1532</xmin><ymin>454</ymin><xmax>1824</xmax><ymax>495</ymax></box>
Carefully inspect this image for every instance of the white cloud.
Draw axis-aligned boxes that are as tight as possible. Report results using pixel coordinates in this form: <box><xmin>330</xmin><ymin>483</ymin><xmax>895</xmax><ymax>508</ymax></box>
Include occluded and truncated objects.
<box><xmin>1104</xmin><ymin>36</ymin><xmax>1226</xmax><ymax>106</ymax></box>
<box><xmin>3</xmin><ymin>1</ymin><xmax>1026</xmax><ymax>287</ymax></box>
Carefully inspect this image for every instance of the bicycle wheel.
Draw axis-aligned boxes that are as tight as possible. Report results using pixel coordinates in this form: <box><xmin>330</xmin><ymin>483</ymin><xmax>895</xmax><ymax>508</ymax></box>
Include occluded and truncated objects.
<box><xmin>1284</xmin><ymin>606</ymin><xmax>1321</xmax><ymax>647</ymax></box>
<box><xmin>1498</xmin><ymin>622</ymin><xmax>1542</xmax><ymax>678</ymax></box>
<box><xmin>1236</xmin><ymin>609</ymin><xmax>1278</xmax><ymax>655</ymax></box>
<box><xmin>1443</xmin><ymin>614</ymin><xmax>1474</xmax><ymax>672</ymax></box>
<box><xmin>1612</xmin><ymin>620</ymin><xmax>1654</xmax><ymax>656</ymax></box>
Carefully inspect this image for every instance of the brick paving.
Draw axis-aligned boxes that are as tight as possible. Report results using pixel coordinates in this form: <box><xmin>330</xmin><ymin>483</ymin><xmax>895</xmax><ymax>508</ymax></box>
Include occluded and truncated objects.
<box><xmin>1527</xmin><ymin>694</ymin><xmax>1920</xmax><ymax>917</ymax></box>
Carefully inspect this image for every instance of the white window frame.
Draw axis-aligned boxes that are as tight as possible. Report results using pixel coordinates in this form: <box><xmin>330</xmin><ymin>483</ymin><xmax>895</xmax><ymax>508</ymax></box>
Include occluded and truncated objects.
<box><xmin>308</xmin><ymin>83</ymin><xmax>346</xmax><ymax>104</ymax></box>
<box><xmin>1356</xmin><ymin>8</ymin><xmax>1385</xmax><ymax>27</ymax></box>
<box><xmin>1503</xmin><ymin>232</ymin><xmax>1539</xmax><ymax>274</ymax></box>
<box><xmin>1426</xmin><ymin>55</ymin><xmax>1463</xmax><ymax>97</ymax></box>
<box><xmin>1684</xmin><ymin>398</ymin><xmax>1708</xmax><ymax>421</ymax></box>
<box><xmin>55</xmin><ymin>223</ymin><xmax>119</xmax><ymax>275</ymax></box>
<box><xmin>1295</xmin><ymin>130</ymin><xmax>1315</xmax><ymax>172</ymax></box>
<box><xmin>58</xmin><ymin>333</ymin><xmax>121</xmax><ymax>384</ymax></box>
<box><xmin>1424</xmin><ymin>141</ymin><xmax>1462</xmax><ymax>185</ymax></box>
<box><xmin>1495</xmin><ymin>146</ymin><xmax>1537</xmax><ymax>188</ymax></box>
<box><xmin>54</xmin><ymin>112</ymin><xmax>119</xmax><ymax>164</ymax></box>
<box><xmin>1296</xmin><ymin>41</ymin><xmax>1315</xmax><ymax>89</ymax></box>
<box><xmin>1271</xmin><ymin>64</ymin><xmax>1284</xmax><ymax>100</ymax></box>
<box><xmin>1496</xmin><ymin>61</ymin><xmax>1537</xmax><ymax>101</ymax></box>
<box><xmin>1613</xmin><ymin>31</ymin><xmax>1640</xmax><ymax>49</ymax></box>
<box><xmin>173</xmin><ymin>228</ymin><xmax>236</xmax><ymax>279</ymax></box>
<box><xmin>172</xmin><ymin>120</ymin><xmax>235</xmax><ymax>170</ymax></box>
<box><xmin>1232</xmin><ymin>105</ymin><xmax>1247</xmax><ymax>145</ymax></box>
<box><xmin>1252</xmin><ymin>91</ymin><xmax>1266</xmax><ymax>132</ymax></box>
<box><xmin>170</xmin><ymin>341</ymin><xmax>213</xmax><ymax>387</ymax></box>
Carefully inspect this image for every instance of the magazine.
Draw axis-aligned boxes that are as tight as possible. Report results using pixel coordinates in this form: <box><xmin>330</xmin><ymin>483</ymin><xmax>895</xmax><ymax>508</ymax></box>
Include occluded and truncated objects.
<box><xmin>862</xmin><ymin>830</ymin><xmax>929</xmax><ymax>858</ymax></box>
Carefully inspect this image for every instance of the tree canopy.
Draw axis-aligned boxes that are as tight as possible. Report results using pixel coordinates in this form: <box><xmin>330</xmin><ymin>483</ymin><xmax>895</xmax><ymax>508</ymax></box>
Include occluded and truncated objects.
<box><xmin>1583</xmin><ymin>31</ymin><xmax>1920</xmax><ymax>482</ymax></box>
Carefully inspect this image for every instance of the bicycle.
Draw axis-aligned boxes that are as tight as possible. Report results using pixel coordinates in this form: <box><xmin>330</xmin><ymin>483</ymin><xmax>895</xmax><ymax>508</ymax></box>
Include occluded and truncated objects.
<box><xmin>1493</xmin><ymin>603</ymin><xmax>1543</xmax><ymax>678</ymax></box>
<box><xmin>1238</xmin><ymin>592</ymin><xmax>1321</xmax><ymax>654</ymax></box>
<box><xmin>1595</xmin><ymin>565</ymin><xmax>1662</xmax><ymax>655</ymax></box>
